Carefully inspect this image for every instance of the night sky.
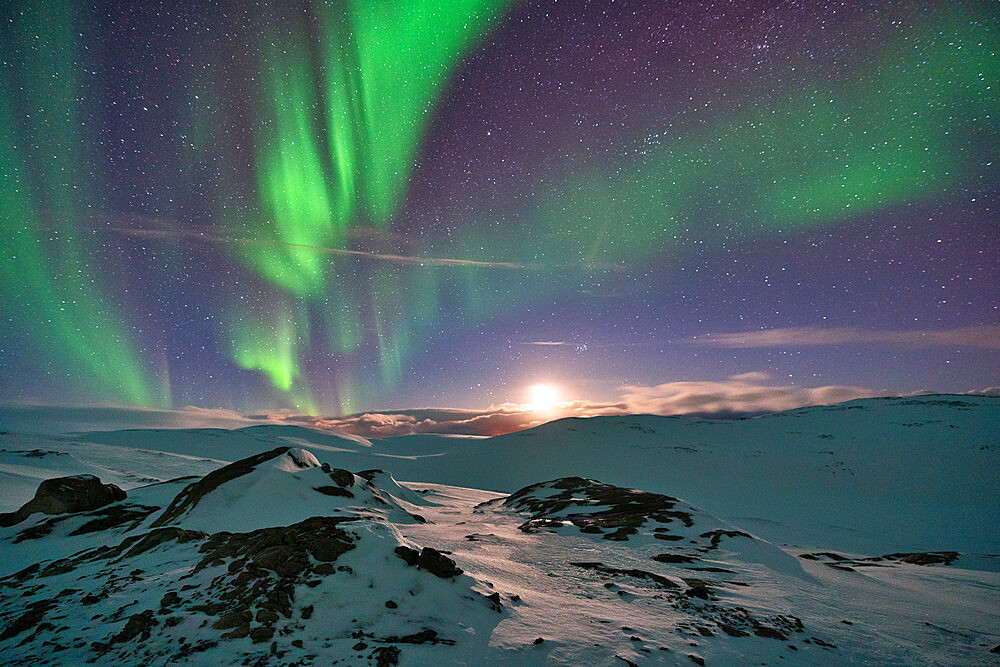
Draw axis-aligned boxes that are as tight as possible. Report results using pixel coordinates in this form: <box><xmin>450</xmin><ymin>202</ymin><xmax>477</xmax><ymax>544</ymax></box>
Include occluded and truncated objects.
<box><xmin>2</xmin><ymin>0</ymin><xmax>998</xmax><ymax>420</ymax></box>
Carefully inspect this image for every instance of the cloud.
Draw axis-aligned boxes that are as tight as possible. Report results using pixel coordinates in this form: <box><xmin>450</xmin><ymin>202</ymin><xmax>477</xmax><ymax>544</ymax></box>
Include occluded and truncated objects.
<box><xmin>619</xmin><ymin>378</ymin><xmax>882</xmax><ymax>417</ymax></box>
<box><xmin>726</xmin><ymin>371</ymin><xmax>771</xmax><ymax>382</ymax></box>
<box><xmin>278</xmin><ymin>406</ymin><xmax>558</xmax><ymax>438</ymax></box>
<box><xmin>695</xmin><ymin>325</ymin><xmax>1000</xmax><ymax>349</ymax></box>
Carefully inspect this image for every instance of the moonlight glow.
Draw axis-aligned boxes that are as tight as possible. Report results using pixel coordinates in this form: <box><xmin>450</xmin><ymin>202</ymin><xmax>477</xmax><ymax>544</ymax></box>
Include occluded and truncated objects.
<box><xmin>527</xmin><ymin>384</ymin><xmax>562</xmax><ymax>412</ymax></box>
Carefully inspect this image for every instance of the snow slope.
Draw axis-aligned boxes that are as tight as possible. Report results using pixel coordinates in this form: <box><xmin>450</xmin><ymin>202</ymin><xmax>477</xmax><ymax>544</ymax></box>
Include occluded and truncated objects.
<box><xmin>6</xmin><ymin>395</ymin><xmax>996</xmax><ymax>554</ymax></box>
<box><xmin>1</xmin><ymin>447</ymin><xmax>997</xmax><ymax>665</ymax></box>
<box><xmin>0</xmin><ymin>395</ymin><xmax>997</xmax><ymax>664</ymax></box>
<box><xmin>0</xmin><ymin>447</ymin><xmax>504</xmax><ymax>666</ymax></box>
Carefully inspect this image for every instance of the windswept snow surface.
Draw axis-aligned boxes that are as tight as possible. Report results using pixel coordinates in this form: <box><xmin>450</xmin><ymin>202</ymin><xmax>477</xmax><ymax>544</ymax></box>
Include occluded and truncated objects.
<box><xmin>0</xmin><ymin>395</ymin><xmax>997</xmax><ymax>664</ymax></box>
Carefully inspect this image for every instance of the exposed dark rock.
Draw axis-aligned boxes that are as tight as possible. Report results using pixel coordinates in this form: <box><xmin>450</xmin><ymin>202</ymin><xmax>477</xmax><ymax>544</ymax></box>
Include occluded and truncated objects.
<box><xmin>717</xmin><ymin>623</ymin><xmax>749</xmax><ymax>637</ymax></box>
<box><xmin>12</xmin><ymin>515</ymin><xmax>70</xmax><ymax>543</ymax></box>
<box><xmin>372</xmin><ymin>645</ymin><xmax>400</xmax><ymax>666</ymax></box>
<box><xmin>752</xmin><ymin>625</ymin><xmax>787</xmax><ymax>640</ymax></box>
<box><xmin>653</xmin><ymin>553</ymin><xmax>698</xmax><ymax>564</ymax></box>
<box><xmin>71</xmin><ymin>504</ymin><xmax>161</xmax><ymax>536</ymax></box>
<box><xmin>875</xmin><ymin>551</ymin><xmax>960</xmax><ymax>566</ymax></box>
<box><xmin>119</xmin><ymin>527</ymin><xmax>208</xmax><ymax>559</ymax></box>
<box><xmin>381</xmin><ymin>629</ymin><xmax>455</xmax><ymax>645</ymax></box>
<box><xmin>197</xmin><ymin>517</ymin><xmax>355</xmax><ymax>577</ymax></box>
<box><xmin>212</xmin><ymin>608</ymin><xmax>251</xmax><ymax>630</ymax></box>
<box><xmin>221</xmin><ymin>623</ymin><xmax>250</xmax><ymax>639</ymax></box>
<box><xmin>314</xmin><ymin>486</ymin><xmax>354</xmax><ymax>498</ymax></box>
<box><xmin>803</xmin><ymin>550</ymin><xmax>961</xmax><ymax>569</ymax></box>
<box><xmin>498</xmin><ymin>477</ymin><xmax>693</xmax><ymax>541</ymax></box>
<box><xmin>0</xmin><ymin>475</ymin><xmax>126</xmax><ymax>527</ymax></box>
<box><xmin>799</xmin><ymin>552</ymin><xmax>849</xmax><ymax>561</ymax></box>
<box><xmin>700</xmin><ymin>529</ymin><xmax>753</xmax><ymax>549</ymax></box>
<box><xmin>417</xmin><ymin>547</ymin><xmax>463</xmax><ymax>578</ymax></box>
<box><xmin>255</xmin><ymin>608</ymin><xmax>278</xmax><ymax>623</ymax></box>
<box><xmin>654</xmin><ymin>533</ymin><xmax>685</xmax><ymax>541</ymax></box>
<box><xmin>250</xmin><ymin>625</ymin><xmax>275</xmax><ymax>644</ymax></box>
<box><xmin>0</xmin><ymin>598</ymin><xmax>55</xmax><ymax>641</ymax></box>
<box><xmin>112</xmin><ymin>610</ymin><xmax>156</xmax><ymax>643</ymax></box>
<box><xmin>327</xmin><ymin>468</ymin><xmax>355</xmax><ymax>487</ymax></box>
<box><xmin>394</xmin><ymin>546</ymin><xmax>419</xmax><ymax>566</ymax></box>
<box><xmin>533</xmin><ymin>637</ymin><xmax>545</xmax><ymax>645</ymax></box>
<box><xmin>684</xmin><ymin>585</ymin><xmax>711</xmax><ymax>600</ymax></box>
<box><xmin>159</xmin><ymin>592</ymin><xmax>181</xmax><ymax>609</ymax></box>
<box><xmin>385</xmin><ymin>600</ymin><xmax>397</xmax><ymax>609</ymax></box>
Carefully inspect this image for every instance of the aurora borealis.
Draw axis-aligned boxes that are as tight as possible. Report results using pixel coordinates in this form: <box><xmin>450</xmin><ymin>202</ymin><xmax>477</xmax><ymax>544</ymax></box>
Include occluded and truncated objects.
<box><xmin>1</xmin><ymin>0</ymin><xmax>997</xmax><ymax>418</ymax></box>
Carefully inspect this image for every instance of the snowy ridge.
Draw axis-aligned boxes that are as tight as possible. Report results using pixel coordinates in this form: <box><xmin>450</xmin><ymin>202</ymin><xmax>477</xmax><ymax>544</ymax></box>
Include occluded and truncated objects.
<box><xmin>0</xmin><ymin>448</ymin><xmax>503</xmax><ymax>666</ymax></box>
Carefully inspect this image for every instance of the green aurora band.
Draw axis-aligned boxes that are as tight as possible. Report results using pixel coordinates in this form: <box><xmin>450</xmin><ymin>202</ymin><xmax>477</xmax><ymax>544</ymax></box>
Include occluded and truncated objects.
<box><xmin>236</xmin><ymin>0</ymin><xmax>516</xmax><ymax>295</ymax></box>
<box><xmin>452</xmin><ymin>11</ymin><xmax>998</xmax><ymax>269</ymax></box>
<box><xmin>220</xmin><ymin>0</ymin><xmax>514</xmax><ymax>410</ymax></box>
<box><xmin>0</xmin><ymin>2</ymin><xmax>166</xmax><ymax>406</ymax></box>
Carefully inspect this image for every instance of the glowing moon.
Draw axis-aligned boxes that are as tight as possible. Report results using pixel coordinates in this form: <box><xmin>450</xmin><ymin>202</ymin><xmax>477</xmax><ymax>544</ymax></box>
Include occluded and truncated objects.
<box><xmin>527</xmin><ymin>384</ymin><xmax>561</xmax><ymax>411</ymax></box>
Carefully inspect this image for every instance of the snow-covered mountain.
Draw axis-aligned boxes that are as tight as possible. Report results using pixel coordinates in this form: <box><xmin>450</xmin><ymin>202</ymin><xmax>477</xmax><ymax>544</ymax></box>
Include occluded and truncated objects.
<box><xmin>0</xmin><ymin>395</ymin><xmax>997</xmax><ymax>664</ymax></box>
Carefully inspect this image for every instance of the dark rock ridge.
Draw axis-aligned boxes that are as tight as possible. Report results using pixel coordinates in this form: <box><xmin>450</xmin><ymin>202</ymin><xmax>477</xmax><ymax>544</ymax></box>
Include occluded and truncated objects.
<box><xmin>492</xmin><ymin>477</ymin><xmax>694</xmax><ymax>540</ymax></box>
<box><xmin>13</xmin><ymin>503</ymin><xmax>161</xmax><ymax>543</ymax></box>
<box><xmin>798</xmin><ymin>550</ymin><xmax>962</xmax><ymax>570</ymax></box>
<box><xmin>0</xmin><ymin>475</ymin><xmax>126</xmax><ymax>527</ymax></box>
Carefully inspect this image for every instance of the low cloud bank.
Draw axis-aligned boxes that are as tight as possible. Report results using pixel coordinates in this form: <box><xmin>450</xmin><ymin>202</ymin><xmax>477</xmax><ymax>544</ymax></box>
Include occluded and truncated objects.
<box><xmin>6</xmin><ymin>375</ymin><xmax>994</xmax><ymax>439</ymax></box>
<box><xmin>271</xmin><ymin>374</ymin><xmax>887</xmax><ymax>438</ymax></box>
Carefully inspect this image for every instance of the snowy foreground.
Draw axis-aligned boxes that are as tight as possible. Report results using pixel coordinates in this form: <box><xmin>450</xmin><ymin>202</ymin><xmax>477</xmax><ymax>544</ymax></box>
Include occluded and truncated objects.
<box><xmin>0</xmin><ymin>395</ymin><xmax>997</xmax><ymax>665</ymax></box>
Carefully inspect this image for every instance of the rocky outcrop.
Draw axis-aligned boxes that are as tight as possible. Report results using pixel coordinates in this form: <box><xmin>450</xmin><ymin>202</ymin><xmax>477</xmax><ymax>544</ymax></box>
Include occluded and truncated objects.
<box><xmin>493</xmin><ymin>477</ymin><xmax>694</xmax><ymax>540</ymax></box>
<box><xmin>0</xmin><ymin>475</ymin><xmax>126</xmax><ymax>527</ymax></box>
<box><xmin>394</xmin><ymin>545</ymin><xmax>463</xmax><ymax>578</ymax></box>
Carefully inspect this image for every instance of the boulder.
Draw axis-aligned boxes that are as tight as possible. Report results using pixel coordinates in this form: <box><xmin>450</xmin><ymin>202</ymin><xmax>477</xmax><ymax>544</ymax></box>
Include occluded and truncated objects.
<box><xmin>417</xmin><ymin>547</ymin><xmax>463</xmax><ymax>578</ymax></box>
<box><xmin>0</xmin><ymin>475</ymin><xmax>126</xmax><ymax>527</ymax></box>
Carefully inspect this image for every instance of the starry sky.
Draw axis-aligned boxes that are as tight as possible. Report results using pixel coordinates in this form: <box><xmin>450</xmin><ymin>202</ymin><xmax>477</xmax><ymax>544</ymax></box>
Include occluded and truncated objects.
<box><xmin>1</xmin><ymin>0</ymin><xmax>998</xmax><ymax>419</ymax></box>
